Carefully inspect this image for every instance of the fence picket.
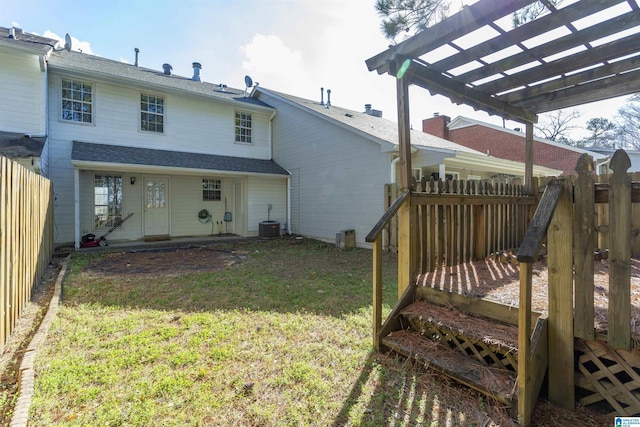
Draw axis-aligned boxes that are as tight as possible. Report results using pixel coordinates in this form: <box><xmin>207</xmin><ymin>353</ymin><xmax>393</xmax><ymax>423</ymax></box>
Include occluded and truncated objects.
<box><xmin>0</xmin><ymin>157</ymin><xmax>54</xmax><ymax>351</ymax></box>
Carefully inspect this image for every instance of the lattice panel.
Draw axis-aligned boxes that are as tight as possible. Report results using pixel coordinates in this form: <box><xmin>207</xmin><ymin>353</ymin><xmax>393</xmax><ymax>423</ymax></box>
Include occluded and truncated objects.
<box><xmin>575</xmin><ymin>338</ymin><xmax>640</xmax><ymax>416</ymax></box>
<box><xmin>406</xmin><ymin>317</ymin><xmax>518</xmax><ymax>372</ymax></box>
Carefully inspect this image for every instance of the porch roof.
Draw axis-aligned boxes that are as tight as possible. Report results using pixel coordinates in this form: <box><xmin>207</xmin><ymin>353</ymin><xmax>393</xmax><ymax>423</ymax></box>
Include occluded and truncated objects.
<box><xmin>366</xmin><ymin>0</ymin><xmax>640</xmax><ymax>124</ymax></box>
<box><xmin>71</xmin><ymin>141</ymin><xmax>289</xmax><ymax>176</ymax></box>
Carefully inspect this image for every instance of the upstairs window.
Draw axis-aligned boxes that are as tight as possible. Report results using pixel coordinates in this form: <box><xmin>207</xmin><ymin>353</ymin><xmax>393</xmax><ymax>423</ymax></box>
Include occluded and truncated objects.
<box><xmin>235</xmin><ymin>112</ymin><xmax>252</xmax><ymax>144</ymax></box>
<box><xmin>141</xmin><ymin>94</ymin><xmax>164</xmax><ymax>133</ymax></box>
<box><xmin>94</xmin><ymin>175</ymin><xmax>122</xmax><ymax>229</ymax></box>
<box><xmin>61</xmin><ymin>78</ymin><xmax>93</xmax><ymax>123</ymax></box>
<box><xmin>202</xmin><ymin>179</ymin><xmax>221</xmax><ymax>201</ymax></box>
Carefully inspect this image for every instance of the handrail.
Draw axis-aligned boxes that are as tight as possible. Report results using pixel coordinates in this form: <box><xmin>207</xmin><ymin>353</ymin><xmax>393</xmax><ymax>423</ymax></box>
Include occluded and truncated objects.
<box><xmin>517</xmin><ymin>181</ymin><xmax>563</xmax><ymax>263</ymax></box>
<box><xmin>365</xmin><ymin>189</ymin><xmax>410</xmax><ymax>243</ymax></box>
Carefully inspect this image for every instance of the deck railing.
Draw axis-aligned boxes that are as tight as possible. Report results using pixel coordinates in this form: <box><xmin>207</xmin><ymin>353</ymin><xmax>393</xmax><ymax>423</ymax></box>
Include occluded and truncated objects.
<box><xmin>516</xmin><ymin>150</ymin><xmax>640</xmax><ymax>419</ymax></box>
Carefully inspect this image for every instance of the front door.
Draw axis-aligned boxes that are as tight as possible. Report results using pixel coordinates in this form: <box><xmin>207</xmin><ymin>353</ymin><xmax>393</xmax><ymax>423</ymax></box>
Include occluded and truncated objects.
<box><xmin>144</xmin><ymin>176</ymin><xmax>169</xmax><ymax>236</ymax></box>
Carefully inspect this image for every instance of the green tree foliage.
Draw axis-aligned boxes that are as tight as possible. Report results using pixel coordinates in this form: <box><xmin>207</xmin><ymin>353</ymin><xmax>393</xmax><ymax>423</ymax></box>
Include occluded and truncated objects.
<box><xmin>376</xmin><ymin>0</ymin><xmax>562</xmax><ymax>42</ymax></box>
<box><xmin>375</xmin><ymin>0</ymin><xmax>450</xmax><ymax>41</ymax></box>
<box><xmin>581</xmin><ymin>117</ymin><xmax>617</xmax><ymax>149</ymax></box>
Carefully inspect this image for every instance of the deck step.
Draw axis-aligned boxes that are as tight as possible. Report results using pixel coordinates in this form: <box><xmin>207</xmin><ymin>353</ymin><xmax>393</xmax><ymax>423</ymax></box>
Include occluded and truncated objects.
<box><xmin>399</xmin><ymin>300</ymin><xmax>519</xmax><ymax>371</ymax></box>
<box><xmin>382</xmin><ymin>329</ymin><xmax>517</xmax><ymax>406</ymax></box>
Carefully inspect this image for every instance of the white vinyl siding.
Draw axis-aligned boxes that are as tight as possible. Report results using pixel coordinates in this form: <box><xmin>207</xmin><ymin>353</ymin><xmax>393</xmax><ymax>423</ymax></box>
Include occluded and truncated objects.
<box><xmin>260</xmin><ymin>92</ymin><xmax>389</xmax><ymax>248</ymax></box>
<box><xmin>0</xmin><ymin>50</ymin><xmax>47</xmax><ymax>134</ymax></box>
<box><xmin>46</xmin><ymin>72</ymin><xmax>278</xmax><ymax>244</ymax></box>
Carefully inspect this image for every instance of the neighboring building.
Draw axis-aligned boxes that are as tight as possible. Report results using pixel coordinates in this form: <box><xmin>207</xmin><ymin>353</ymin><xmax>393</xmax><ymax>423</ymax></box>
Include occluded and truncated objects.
<box><xmin>0</xmin><ymin>27</ymin><xmax>57</xmax><ymax>174</ymax></box>
<box><xmin>423</xmin><ymin>115</ymin><xmax>607</xmax><ymax>176</ymax></box>
<box><xmin>589</xmin><ymin>148</ymin><xmax>640</xmax><ymax>175</ymax></box>
<box><xmin>253</xmin><ymin>88</ymin><xmax>559</xmax><ymax>247</ymax></box>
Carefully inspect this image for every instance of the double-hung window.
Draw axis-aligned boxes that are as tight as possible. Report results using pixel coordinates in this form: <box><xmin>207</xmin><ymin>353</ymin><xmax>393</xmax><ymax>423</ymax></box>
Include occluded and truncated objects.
<box><xmin>235</xmin><ymin>112</ymin><xmax>252</xmax><ymax>144</ymax></box>
<box><xmin>94</xmin><ymin>175</ymin><xmax>122</xmax><ymax>229</ymax></box>
<box><xmin>141</xmin><ymin>94</ymin><xmax>164</xmax><ymax>133</ymax></box>
<box><xmin>202</xmin><ymin>179</ymin><xmax>221</xmax><ymax>201</ymax></box>
<box><xmin>61</xmin><ymin>78</ymin><xmax>93</xmax><ymax>123</ymax></box>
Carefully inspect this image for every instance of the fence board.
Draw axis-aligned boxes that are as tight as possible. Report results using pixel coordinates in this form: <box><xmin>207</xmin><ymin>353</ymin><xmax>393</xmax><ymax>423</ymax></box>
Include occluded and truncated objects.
<box><xmin>0</xmin><ymin>156</ymin><xmax>54</xmax><ymax>351</ymax></box>
<box><xmin>608</xmin><ymin>151</ymin><xmax>632</xmax><ymax>350</ymax></box>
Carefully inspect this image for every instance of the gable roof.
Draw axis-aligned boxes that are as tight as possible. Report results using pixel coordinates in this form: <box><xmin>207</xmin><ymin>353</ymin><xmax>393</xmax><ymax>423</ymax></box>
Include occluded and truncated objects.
<box><xmin>448</xmin><ymin>116</ymin><xmax>607</xmax><ymax>159</ymax></box>
<box><xmin>254</xmin><ymin>88</ymin><xmax>561</xmax><ymax>176</ymax></box>
<box><xmin>0</xmin><ymin>26</ymin><xmax>57</xmax><ymax>55</ymax></box>
<box><xmin>253</xmin><ymin>87</ymin><xmax>481</xmax><ymax>155</ymax></box>
<box><xmin>71</xmin><ymin>141</ymin><xmax>289</xmax><ymax>176</ymax></box>
<box><xmin>47</xmin><ymin>50</ymin><xmax>272</xmax><ymax>110</ymax></box>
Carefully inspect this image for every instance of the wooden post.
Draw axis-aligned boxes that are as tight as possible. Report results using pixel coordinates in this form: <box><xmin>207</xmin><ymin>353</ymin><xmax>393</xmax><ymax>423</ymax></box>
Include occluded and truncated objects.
<box><xmin>574</xmin><ymin>154</ymin><xmax>595</xmax><ymax>340</ymax></box>
<box><xmin>373</xmin><ymin>236</ymin><xmax>382</xmax><ymax>351</ymax></box>
<box><xmin>524</xmin><ymin>122</ymin><xmax>534</xmax><ymax>195</ymax></box>
<box><xmin>547</xmin><ymin>178</ymin><xmax>574</xmax><ymax>409</ymax></box>
<box><xmin>396</xmin><ymin>63</ymin><xmax>416</xmax><ymax>295</ymax></box>
<box><xmin>518</xmin><ymin>261</ymin><xmax>533</xmax><ymax>425</ymax></box>
<box><xmin>608</xmin><ymin>150</ymin><xmax>632</xmax><ymax>350</ymax></box>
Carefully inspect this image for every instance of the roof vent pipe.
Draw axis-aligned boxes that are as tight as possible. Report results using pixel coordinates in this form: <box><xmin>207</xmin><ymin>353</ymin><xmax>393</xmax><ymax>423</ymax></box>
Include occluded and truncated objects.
<box><xmin>134</xmin><ymin>48</ymin><xmax>140</xmax><ymax>67</ymax></box>
<box><xmin>326</xmin><ymin>89</ymin><xmax>331</xmax><ymax>107</ymax></box>
<box><xmin>192</xmin><ymin>62</ymin><xmax>202</xmax><ymax>82</ymax></box>
<box><xmin>320</xmin><ymin>87</ymin><xmax>324</xmax><ymax>106</ymax></box>
<box><xmin>365</xmin><ymin>104</ymin><xmax>372</xmax><ymax>113</ymax></box>
<box><xmin>162</xmin><ymin>63</ymin><xmax>173</xmax><ymax>75</ymax></box>
<box><xmin>8</xmin><ymin>27</ymin><xmax>15</xmax><ymax>39</ymax></box>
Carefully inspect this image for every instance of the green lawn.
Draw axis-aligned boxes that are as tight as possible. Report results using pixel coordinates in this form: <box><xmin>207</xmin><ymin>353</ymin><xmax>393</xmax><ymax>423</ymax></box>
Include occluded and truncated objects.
<box><xmin>29</xmin><ymin>238</ymin><xmax>526</xmax><ymax>426</ymax></box>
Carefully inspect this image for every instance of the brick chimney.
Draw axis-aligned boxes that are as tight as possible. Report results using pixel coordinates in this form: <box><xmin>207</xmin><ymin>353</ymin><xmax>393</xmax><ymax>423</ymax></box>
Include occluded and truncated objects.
<box><xmin>422</xmin><ymin>113</ymin><xmax>451</xmax><ymax>140</ymax></box>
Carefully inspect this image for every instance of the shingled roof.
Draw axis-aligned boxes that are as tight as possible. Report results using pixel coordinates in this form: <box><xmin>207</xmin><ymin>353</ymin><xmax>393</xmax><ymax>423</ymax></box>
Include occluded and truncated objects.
<box><xmin>48</xmin><ymin>50</ymin><xmax>270</xmax><ymax>109</ymax></box>
<box><xmin>71</xmin><ymin>141</ymin><xmax>289</xmax><ymax>176</ymax></box>
<box><xmin>0</xmin><ymin>26</ymin><xmax>58</xmax><ymax>55</ymax></box>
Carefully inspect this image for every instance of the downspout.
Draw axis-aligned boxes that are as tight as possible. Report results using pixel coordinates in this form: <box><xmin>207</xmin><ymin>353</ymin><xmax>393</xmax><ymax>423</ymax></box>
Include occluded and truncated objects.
<box><xmin>287</xmin><ymin>175</ymin><xmax>292</xmax><ymax>234</ymax></box>
<box><xmin>74</xmin><ymin>168</ymin><xmax>80</xmax><ymax>249</ymax></box>
<box><xmin>268</xmin><ymin>109</ymin><xmax>276</xmax><ymax>160</ymax></box>
<box><xmin>390</xmin><ymin>156</ymin><xmax>400</xmax><ymax>184</ymax></box>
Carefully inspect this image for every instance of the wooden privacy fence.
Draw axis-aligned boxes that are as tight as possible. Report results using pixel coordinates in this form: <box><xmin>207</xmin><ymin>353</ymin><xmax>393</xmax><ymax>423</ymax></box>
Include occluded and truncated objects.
<box><xmin>0</xmin><ymin>156</ymin><xmax>54</xmax><ymax>352</ymax></box>
<box><xmin>517</xmin><ymin>150</ymin><xmax>640</xmax><ymax>417</ymax></box>
<box><xmin>384</xmin><ymin>178</ymin><xmax>538</xmax><ymax>271</ymax></box>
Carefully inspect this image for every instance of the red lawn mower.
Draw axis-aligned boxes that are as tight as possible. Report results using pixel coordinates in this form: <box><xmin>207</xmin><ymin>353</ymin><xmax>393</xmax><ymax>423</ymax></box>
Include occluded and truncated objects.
<box><xmin>80</xmin><ymin>212</ymin><xmax>134</xmax><ymax>248</ymax></box>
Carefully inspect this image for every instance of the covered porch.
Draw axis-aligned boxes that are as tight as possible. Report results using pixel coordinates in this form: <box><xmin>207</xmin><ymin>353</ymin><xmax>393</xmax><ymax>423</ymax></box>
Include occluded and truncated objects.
<box><xmin>70</xmin><ymin>141</ymin><xmax>290</xmax><ymax>249</ymax></box>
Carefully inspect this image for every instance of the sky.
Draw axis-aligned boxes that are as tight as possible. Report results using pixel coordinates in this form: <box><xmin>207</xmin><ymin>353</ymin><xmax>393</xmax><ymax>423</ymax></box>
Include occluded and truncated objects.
<box><xmin>4</xmin><ymin>0</ymin><xmax>631</xmax><ymax>140</ymax></box>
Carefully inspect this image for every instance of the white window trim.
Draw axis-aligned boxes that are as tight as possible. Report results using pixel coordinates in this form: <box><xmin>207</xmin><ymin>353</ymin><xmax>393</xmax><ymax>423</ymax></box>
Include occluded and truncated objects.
<box><xmin>60</xmin><ymin>77</ymin><xmax>94</xmax><ymax>126</ymax></box>
<box><xmin>234</xmin><ymin>111</ymin><xmax>252</xmax><ymax>145</ymax></box>
<box><xmin>140</xmin><ymin>92</ymin><xmax>166</xmax><ymax>134</ymax></box>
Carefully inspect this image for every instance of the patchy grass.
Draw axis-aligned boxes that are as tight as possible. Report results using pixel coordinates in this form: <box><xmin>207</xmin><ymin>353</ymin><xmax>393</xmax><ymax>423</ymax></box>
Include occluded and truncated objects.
<box><xmin>27</xmin><ymin>238</ymin><xmax>609</xmax><ymax>426</ymax></box>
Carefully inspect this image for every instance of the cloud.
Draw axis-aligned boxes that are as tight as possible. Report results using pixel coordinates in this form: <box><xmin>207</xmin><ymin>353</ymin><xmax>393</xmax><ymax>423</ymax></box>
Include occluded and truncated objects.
<box><xmin>240</xmin><ymin>34</ymin><xmax>307</xmax><ymax>93</ymax></box>
<box><xmin>42</xmin><ymin>30</ymin><xmax>94</xmax><ymax>55</ymax></box>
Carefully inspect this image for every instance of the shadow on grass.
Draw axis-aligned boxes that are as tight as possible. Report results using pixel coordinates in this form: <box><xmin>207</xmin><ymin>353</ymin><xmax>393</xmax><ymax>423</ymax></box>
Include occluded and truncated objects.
<box><xmin>330</xmin><ymin>350</ymin><xmax>516</xmax><ymax>427</ymax></box>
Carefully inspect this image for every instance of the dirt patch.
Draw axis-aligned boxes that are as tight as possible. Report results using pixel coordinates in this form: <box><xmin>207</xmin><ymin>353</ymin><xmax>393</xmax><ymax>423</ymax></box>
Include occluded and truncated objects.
<box><xmin>82</xmin><ymin>247</ymin><xmax>249</xmax><ymax>277</ymax></box>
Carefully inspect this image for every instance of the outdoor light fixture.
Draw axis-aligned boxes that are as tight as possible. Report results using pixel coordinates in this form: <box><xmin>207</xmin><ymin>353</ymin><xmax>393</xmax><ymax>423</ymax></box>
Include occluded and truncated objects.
<box><xmin>130</xmin><ymin>176</ymin><xmax>136</xmax><ymax>185</ymax></box>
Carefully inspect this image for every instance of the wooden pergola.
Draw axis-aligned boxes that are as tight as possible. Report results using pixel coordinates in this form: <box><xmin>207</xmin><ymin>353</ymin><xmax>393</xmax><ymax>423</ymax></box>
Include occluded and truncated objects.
<box><xmin>366</xmin><ymin>0</ymin><xmax>640</xmax><ymax>193</ymax></box>
<box><xmin>366</xmin><ymin>1</ymin><xmax>640</xmax><ymax>421</ymax></box>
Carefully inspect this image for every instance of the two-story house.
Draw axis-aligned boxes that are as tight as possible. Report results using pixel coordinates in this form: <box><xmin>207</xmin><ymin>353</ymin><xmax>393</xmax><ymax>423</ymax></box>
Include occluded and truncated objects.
<box><xmin>1</xmin><ymin>26</ymin><xmax>289</xmax><ymax>248</ymax></box>
<box><xmin>0</xmin><ymin>27</ymin><xmax>56</xmax><ymax>174</ymax></box>
<box><xmin>46</xmin><ymin>50</ymin><xmax>290</xmax><ymax>247</ymax></box>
